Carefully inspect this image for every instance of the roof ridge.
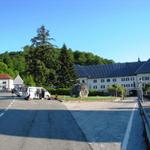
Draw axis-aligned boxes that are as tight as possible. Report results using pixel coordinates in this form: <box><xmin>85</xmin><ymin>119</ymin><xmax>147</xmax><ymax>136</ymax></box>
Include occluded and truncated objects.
<box><xmin>135</xmin><ymin>60</ymin><xmax>149</xmax><ymax>74</ymax></box>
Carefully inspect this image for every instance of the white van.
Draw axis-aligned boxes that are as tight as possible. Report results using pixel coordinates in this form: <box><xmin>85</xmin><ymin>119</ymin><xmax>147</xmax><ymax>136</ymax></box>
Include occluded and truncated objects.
<box><xmin>23</xmin><ymin>87</ymin><xmax>51</xmax><ymax>100</ymax></box>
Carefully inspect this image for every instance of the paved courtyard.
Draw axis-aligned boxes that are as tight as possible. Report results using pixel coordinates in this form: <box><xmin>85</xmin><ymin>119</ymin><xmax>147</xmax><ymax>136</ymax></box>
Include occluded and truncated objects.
<box><xmin>0</xmin><ymin>93</ymin><xmax>147</xmax><ymax>150</ymax></box>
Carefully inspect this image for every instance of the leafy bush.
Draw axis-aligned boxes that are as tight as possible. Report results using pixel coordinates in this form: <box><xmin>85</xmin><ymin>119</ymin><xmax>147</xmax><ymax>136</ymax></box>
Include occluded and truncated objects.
<box><xmin>144</xmin><ymin>95</ymin><xmax>150</xmax><ymax>99</ymax></box>
<box><xmin>108</xmin><ymin>84</ymin><xmax>126</xmax><ymax>98</ymax></box>
<box><xmin>47</xmin><ymin>88</ymin><xmax>70</xmax><ymax>95</ymax></box>
<box><xmin>89</xmin><ymin>90</ymin><xmax>108</xmax><ymax>96</ymax></box>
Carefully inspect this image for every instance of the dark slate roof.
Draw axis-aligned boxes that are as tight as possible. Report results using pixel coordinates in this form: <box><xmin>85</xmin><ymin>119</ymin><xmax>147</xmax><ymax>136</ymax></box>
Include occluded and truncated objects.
<box><xmin>135</xmin><ymin>59</ymin><xmax>150</xmax><ymax>74</ymax></box>
<box><xmin>75</xmin><ymin>61</ymin><xmax>146</xmax><ymax>79</ymax></box>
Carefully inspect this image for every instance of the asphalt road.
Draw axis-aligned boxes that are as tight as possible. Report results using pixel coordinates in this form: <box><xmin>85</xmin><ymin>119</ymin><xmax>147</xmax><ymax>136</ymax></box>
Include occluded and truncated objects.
<box><xmin>0</xmin><ymin>93</ymin><xmax>148</xmax><ymax>150</ymax></box>
<box><xmin>0</xmin><ymin>93</ymin><xmax>92</xmax><ymax>150</ymax></box>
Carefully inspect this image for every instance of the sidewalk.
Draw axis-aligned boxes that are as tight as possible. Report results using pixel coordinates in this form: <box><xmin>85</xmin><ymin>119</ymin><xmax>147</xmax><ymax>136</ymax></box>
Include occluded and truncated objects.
<box><xmin>142</xmin><ymin>98</ymin><xmax>150</xmax><ymax>115</ymax></box>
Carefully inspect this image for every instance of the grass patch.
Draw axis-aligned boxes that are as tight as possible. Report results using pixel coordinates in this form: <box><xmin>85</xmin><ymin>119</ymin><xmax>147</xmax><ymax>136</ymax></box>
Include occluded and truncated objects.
<box><xmin>55</xmin><ymin>95</ymin><xmax>116</xmax><ymax>101</ymax></box>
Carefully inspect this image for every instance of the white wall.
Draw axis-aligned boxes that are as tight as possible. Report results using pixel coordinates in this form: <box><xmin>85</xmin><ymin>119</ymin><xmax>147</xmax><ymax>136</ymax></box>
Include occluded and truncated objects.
<box><xmin>136</xmin><ymin>73</ymin><xmax>150</xmax><ymax>87</ymax></box>
<box><xmin>0</xmin><ymin>79</ymin><xmax>14</xmax><ymax>91</ymax></box>
<box><xmin>79</xmin><ymin>75</ymin><xmax>139</xmax><ymax>93</ymax></box>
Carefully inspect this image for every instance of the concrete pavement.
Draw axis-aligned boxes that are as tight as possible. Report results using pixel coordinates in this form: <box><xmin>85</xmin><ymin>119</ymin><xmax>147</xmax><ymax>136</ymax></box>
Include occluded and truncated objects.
<box><xmin>0</xmin><ymin>93</ymin><xmax>147</xmax><ymax>150</ymax></box>
<box><xmin>64</xmin><ymin>100</ymin><xmax>147</xmax><ymax>150</ymax></box>
<box><xmin>0</xmin><ymin>94</ymin><xmax>92</xmax><ymax>150</ymax></box>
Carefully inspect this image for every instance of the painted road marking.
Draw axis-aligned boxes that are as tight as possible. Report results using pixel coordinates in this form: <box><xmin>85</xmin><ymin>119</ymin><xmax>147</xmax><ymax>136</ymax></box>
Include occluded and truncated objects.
<box><xmin>121</xmin><ymin>103</ymin><xmax>137</xmax><ymax>150</ymax></box>
<box><xmin>0</xmin><ymin>98</ymin><xmax>15</xmax><ymax>118</ymax></box>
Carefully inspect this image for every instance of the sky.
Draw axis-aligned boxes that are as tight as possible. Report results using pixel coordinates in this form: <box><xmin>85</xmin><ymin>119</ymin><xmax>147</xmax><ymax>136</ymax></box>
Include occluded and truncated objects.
<box><xmin>0</xmin><ymin>0</ymin><xmax>150</xmax><ymax>62</ymax></box>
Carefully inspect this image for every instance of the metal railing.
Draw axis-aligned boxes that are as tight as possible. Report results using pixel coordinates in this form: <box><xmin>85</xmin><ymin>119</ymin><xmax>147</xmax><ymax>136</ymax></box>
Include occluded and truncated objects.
<box><xmin>138</xmin><ymin>98</ymin><xmax>150</xmax><ymax>149</ymax></box>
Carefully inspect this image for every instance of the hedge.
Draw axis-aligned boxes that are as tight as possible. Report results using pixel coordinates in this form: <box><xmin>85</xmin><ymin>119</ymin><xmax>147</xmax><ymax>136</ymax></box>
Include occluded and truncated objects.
<box><xmin>88</xmin><ymin>90</ymin><xmax>108</xmax><ymax>96</ymax></box>
<box><xmin>47</xmin><ymin>88</ymin><xmax>70</xmax><ymax>95</ymax></box>
<box><xmin>144</xmin><ymin>95</ymin><xmax>150</xmax><ymax>99</ymax></box>
<box><xmin>47</xmin><ymin>88</ymin><xmax>108</xmax><ymax>97</ymax></box>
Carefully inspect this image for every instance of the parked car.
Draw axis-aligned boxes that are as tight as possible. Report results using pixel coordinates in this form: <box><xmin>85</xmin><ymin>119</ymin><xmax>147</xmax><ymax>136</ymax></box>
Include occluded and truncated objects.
<box><xmin>15</xmin><ymin>91</ymin><xmax>23</xmax><ymax>97</ymax></box>
<box><xmin>23</xmin><ymin>86</ymin><xmax>51</xmax><ymax>100</ymax></box>
<box><xmin>12</xmin><ymin>88</ymin><xmax>23</xmax><ymax>97</ymax></box>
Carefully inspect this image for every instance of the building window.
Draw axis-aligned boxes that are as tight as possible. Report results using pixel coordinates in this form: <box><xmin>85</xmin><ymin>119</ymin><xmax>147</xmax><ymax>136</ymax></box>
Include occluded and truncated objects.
<box><xmin>122</xmin><ymin>84</ymin><xmax>126</xmax><ymax>87</ymax></box>
<box><xmin>93</xmin><ymin>79</ymin><xmax>97</xmax><ymax>83</ymax></box>
<box><xmin>107</xmin><ymin>79</ymin><xmax>110</xmax><ymax>82</ymax></box>
<box><xmin>121</xmin><ymin>78</ymin><xmax>125</xmax><ymax>81</ymax></box>
<box><xmin>101</xmin><ymin>85</ymin><xmax>105</xmax><ymax>89</ymax></box>
<box><xmin>126</xmin><ymin>84</ymin><xmax>130</xmax><ymax>87</ymax></box>
<box><xmin>126</xmin><ymin>78</ymin><xmax>129</xmax><ymax>81</ymax></box>
<box><xmin>93</xmin><ymin>85</ymin><xmax>97</xmax><ymax>89</ymax></box>
<box><xmin>82</xmin><ymin>80</ymin><xmax>85</xmax><ymax>83</ymax></box>
<box><xmin>101</xmin><ymin>79</ymin><xmax>105</xmax><ymax>83</ymax></box>
<box><xmin>113</xmin><ymin>78</ymin><xmax>116</xmax><ymax>82</ymax></box>
<box><xmin>2</xmin><ymin>81</ymin><xmax>6</xmax><ymax>84</ymax></box>
<box><xmin>142</xmin><ymin>77</ymin><xmax>149</xmax><ymax>81</ymax></box>
<box><xmin>130</xmin><ymin>77</ymin><xmax>135</xmax><ymax>81</ymax></box>
<box><xmin>131</xmin><ymin>84</ymin><xmax>134</xmax><ymax>87</ymax></box>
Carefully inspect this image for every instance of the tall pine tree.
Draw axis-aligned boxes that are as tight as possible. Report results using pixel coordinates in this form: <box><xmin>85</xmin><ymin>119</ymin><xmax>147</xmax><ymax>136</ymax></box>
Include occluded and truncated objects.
<box><xmin>26</xmin><ymin>25</ymin><xmax>56</xmax><ymax>86</ymax></box>
<box><xmin>31</xmin><ymin>25</ymin><xmax>54</xmax><ymax>47</ymax></box>
<box><xmin>57</xmin><ymin>44</ymin><xmax>76</xmax><ymax>88</ymax></box>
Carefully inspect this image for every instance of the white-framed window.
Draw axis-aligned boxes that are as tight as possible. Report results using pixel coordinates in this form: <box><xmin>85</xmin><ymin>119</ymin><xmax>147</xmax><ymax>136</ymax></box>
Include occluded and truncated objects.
<box><xmin>93</xmin><ymin>79</ymin><xmax>97</xmax><ymax>83</ymax></box>
<box><xmin>2</xmin><ymin>81</ymin><xmax>6</xmax><ymax>84</ymax></box>
<box><xmin>101</xmin><ymin>85</ymin><xmax>105</xmax><ymax>89</ymax></box>
<box><xmin>113</xmin><ymin>78</ymin><xmax>117</xmax><ymax>82</ymax></box>
<box><xmin>142</xmin><ymin>77</ymin><xmax>149</xmax><ymax>81</ymax></box>
<box><xmin>101</xmin><ymin>79</ymin><xmax>105</xmax><ymax>83</ymax></box>
<box><xmin>93</xmin><ymin>85</ymin><xmax>97</xmax><ymax>89</ymax></box>
<box><xmin>130</xmin><ymin>77</ymin><xmax>135</xmax><ymax>81</ymax></box>
<box><xmin>126</xmin><ymin>84</ymin><xmax>130</xmax><ymax>87</ymax></box>
<box><xmin>107</xmin><ymin>79</ymin><xmax>110</xmax><ymax>82</ymax></box>
<box><xmin>131</xmin><ymin>84</ymin><xmax>134</xmax><ymax>87</ymax></box>
<box><xmin>121</xmin><ymin>78</ymin><xmax>125</xmax><ymax>81</ymax></box>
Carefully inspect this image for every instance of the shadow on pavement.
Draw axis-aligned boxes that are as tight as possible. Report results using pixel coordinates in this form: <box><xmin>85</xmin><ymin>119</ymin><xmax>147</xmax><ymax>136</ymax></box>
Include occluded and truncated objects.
<box><xmin>0</xmin><ymin>108</ymin><xmax>133</xmax><ymax>143</ymax></box>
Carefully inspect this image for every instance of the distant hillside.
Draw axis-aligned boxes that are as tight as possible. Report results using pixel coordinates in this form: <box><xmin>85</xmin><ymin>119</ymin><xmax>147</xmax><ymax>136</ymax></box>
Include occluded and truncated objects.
<box><xmin>0</xmin><ymin>47</ymin><xmax>114</xmax><ymax>73</ymax></box>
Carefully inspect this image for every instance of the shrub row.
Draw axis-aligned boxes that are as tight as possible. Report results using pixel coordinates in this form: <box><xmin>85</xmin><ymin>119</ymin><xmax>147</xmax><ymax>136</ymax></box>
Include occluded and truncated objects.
<box><xmin>47</xmin><ymin>88</ymin><xmax>70</xmax><ymax>95</ymax></box>
<box><xmin>89</xmin><ymin>90</ymin><xmax>108</xmax><ymax>96</ymax></box>
<box><xmin>144</xmin><ymin>95</ymin><xmax>150</xmax><ymax>99</ymax></box>
<box><xmin>47</xmin><ymin>88</ymin><xmax>108</xmax><ymax>97</ymax></box>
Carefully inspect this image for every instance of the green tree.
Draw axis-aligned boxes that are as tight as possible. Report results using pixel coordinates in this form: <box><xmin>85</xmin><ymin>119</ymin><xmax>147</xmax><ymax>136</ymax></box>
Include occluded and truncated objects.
<box><xmin>108</xmin><ymin>84</ymin><xmax>126</xmax><ymax>98</ymax></box>
<box><xmin>26</xmin><ymin>25</ymin><xmax>57</xmax><ymax>86</ymax></box>
<box><xmin>0</xmin><ymin>61</ymin><xmax>16</xmax><ymax>77</ymax></box>
<box><xmin>1</xmin><ymin>52</ymin><xmax>14</xmax><ymax>69</ymax></box>
<box><xmin>24</xmin><ymin>74</ymin><xmax>36</xmax><ymax>86</ymax></box>
<box><xmin>57</xmin><ymin>44</ymin><xmax>76</xmax><ymax>88</ymax></box>
<box><xmin>143</xmin><ymin>82</ymin><xmax>150</xmax><ymax>94</ymax></box>
<box><xmin>31</xmin><ymin>25</ymin><xmax>54</xmax><ymax>47</ymax></box>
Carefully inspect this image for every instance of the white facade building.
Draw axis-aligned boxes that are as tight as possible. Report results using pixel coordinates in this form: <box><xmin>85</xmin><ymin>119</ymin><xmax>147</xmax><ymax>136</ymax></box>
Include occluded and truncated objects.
<box><xmin>0</xmin><ymin>74</ymin><xmax>14</xmax><ymax>91</ymax></box>
<box><xmin>75</xmin><ymin>59</ymin><xmax>150</xmax><ymax>95</ymax></box>
<box><xmin>13</xmin><ymin>74</ymin><xmax>24</xmax><ymax>89</ymax></box>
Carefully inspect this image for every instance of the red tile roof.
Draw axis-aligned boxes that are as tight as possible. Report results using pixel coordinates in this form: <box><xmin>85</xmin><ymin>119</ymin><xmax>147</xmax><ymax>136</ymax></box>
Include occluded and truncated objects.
<box><xmin>0</xmin><ymin>74</ymin><xmax>13</xmax><ymax>79</ymax></box>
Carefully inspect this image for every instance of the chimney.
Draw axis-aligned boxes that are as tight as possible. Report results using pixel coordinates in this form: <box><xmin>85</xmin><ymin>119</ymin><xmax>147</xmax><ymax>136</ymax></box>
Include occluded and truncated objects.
<box><xmin>138</xmin><ymin>57</ymin><xmax>141</xmax><ymax>62</ymax></box>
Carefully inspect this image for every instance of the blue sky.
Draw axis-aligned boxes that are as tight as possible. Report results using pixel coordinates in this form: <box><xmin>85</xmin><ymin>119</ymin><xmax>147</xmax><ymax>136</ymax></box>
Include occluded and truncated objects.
<box><xmin>0</xmin><ymin>0</ymin><xmax>150</xmax><ymax>62</ymax></box>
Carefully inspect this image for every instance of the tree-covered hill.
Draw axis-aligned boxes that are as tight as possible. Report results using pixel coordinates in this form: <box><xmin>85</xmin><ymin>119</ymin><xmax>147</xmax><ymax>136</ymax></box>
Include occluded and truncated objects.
<box><xmin>0</xmin><ymin>25</ymin><xmax>114</xmax><ymax>88</ymax></box>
